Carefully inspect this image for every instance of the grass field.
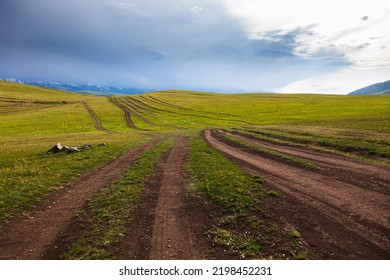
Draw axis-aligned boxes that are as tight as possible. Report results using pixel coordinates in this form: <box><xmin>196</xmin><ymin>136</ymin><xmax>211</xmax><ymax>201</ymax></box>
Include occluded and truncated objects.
<box><xmin>1</xmin><ymin>80</ymin><xmax>389</xmax><ymax>221</ymax></box>
<box><xmin>0</xmin><ymin>81</ymin><xmax>389</xmax><ymax>259</ymax></box>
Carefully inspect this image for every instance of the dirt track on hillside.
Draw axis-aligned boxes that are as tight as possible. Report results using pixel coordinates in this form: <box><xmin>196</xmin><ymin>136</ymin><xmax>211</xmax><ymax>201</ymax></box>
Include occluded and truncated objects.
<box><xmin>205</xmin><ymin>130</ymin><xmax>390</xmax><ymax>259</ymax></box>
<box><xmin>0</xmin><ymin>140</ymin><xmax>157</xmax><ymax>259</ymax></box>
<box><xmin>108</xmin><ymin>98</ymin><xmax>137</xmax><ymax>129</ymax></box>
<box><xmin>81</xmin><ymin>101</ymin><xmax>114</xmax><ymax>133</ymax></box>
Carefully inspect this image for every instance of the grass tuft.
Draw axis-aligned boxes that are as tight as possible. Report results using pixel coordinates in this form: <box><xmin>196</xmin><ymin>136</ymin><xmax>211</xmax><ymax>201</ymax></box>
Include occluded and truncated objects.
<box><xmin>267</xmin><ymin>190</ymin><xmax>279</xmax><ymax>197</ymax></box>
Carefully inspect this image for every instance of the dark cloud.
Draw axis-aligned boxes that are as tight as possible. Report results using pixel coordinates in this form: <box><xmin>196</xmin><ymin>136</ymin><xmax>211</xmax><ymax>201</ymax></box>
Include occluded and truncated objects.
<box><xmin>0</xmin><ymin>0</ymin><xmax>350</xmax><ymax>92</ymax></box>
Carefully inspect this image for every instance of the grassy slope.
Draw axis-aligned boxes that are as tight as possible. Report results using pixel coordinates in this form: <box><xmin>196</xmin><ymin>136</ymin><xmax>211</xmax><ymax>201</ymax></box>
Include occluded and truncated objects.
<box><xmin>1</xmin><ymin>81</ymin><xmax>389</xmax><ymax>221</ymax></box>
<box><xmin>1</xmin><ymin>81</ymin><xmax>389</xmax><ymax>259</ymax></box>
<box><xmin>135</xmin><ymin>90</ymin><xmax>390</xmax><ymax>131</ymax></box>
<box><xmin>0</xmin><ymin>82</ymin><xmax>149</xmax><ymax>221</ymax></box>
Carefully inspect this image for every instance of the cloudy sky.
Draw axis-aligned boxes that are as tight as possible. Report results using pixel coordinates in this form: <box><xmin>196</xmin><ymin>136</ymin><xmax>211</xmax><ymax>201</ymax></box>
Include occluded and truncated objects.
<box><xmin>0</xmin><ymin>0</ymin><xmax>389</xmax><ymax>93</ymax></box>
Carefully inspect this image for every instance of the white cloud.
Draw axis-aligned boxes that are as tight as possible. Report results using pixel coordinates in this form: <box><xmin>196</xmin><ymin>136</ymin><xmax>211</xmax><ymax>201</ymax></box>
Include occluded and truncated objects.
<box><xmin>224</xmin><ymin>0</ymin><xmax>390</xmax><ymax>68</ymax></box>
<box><xmin>1</xmin><ymin>0</ymin><xmax>389</xmax><ymax>93</ymax></box>
<box><xmin>278</xmin><ymin>66</ymin><xmax>390</xmax><ymax>94</ymax></box>
<box><xmin>191</xmin><ymin>6</ymin><xmax>204</xmax><ymax>16</ymax></box>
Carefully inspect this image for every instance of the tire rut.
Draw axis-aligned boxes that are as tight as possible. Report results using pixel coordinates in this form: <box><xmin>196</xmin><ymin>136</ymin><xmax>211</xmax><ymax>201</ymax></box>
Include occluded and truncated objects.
<box><xmin>121</xmin><ymin>98</ymin><xmax>158</xmax><ymax>127</ymax></box>
<box><xmin>222</xmin><ymin>130</ymin><xmax>390</xmax><ymax>194</ymax></box>
<box><xmin>108</xmin><ymin>98</ymin><xmax>137</xmax><ymax>129</ymax></box>
<box><xmin>0</xmin><ymin>139</ymin><xmax>158</xmax><ymax>259</ymax></box>
<box><xmin>204</xmin><ymin>130</ymin><xmax>390</xmax><ymax>258</ymax></box>
<box><xmin>81</xmin><ymin>101</ymin><xmax>114</xmax><ymax>134</ymax></box>
<box><xmin>121</xmin><ymin>137</ymin><xmax>204</xmax><ymax>260</ymax></box>
<box><xmin>139</xmin><ymin>95</ymin><xmax>252</xmax><ymax>125</ymax></box>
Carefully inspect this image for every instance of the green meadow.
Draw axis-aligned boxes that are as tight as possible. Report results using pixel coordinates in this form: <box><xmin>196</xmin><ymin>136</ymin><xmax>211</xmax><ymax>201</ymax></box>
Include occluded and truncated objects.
<box><xmin>0</xmin><ymin>80</ymin><xmax>389</xmax><ymax>223</ymax></box>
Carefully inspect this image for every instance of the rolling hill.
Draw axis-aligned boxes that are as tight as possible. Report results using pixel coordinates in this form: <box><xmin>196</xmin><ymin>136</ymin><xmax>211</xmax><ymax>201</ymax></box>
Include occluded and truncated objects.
<box><xmin>1</xmin><ymin>80</ymin><xmax>390</xmax><ymax>260</ymax></box>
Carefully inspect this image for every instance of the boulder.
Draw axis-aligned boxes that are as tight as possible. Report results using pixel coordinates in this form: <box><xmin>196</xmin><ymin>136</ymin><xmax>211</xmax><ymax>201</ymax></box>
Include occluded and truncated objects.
<box><xmin>47</xmin><ymin>143</ymin><xmax>63</xmax><ymax>153</ymax></box>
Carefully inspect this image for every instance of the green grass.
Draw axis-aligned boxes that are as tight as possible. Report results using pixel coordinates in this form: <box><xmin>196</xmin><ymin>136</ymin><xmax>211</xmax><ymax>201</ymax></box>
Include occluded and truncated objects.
<box><xmin>61</xmin><ymin>138</ymin><xmax>174</xmax><ymax>259</ymax></box>
<box><xmin>0</xmin><ymin>81</ymin><xmax>87</xmax><ymax>102</ymax></box>
<box><xmin>0</xmin><ymin>81</ymin><xmax>389</xmax><ymax>259</ymax></box>
<box><xmin>0</xmin><ymin>82</ymin><xmax>156</xmax><ymax>222</ymax></box>
<box><xmin>185</xmin><ymin>133</ymin><xmax>264</xmax><ymax>213</ymax></box>
<box><xmin>131</xmin><ymin>90</ymin><xmax>390</xmax><ymax>131</ymax></box>
<box><xmin>290</xmin><ymin>231</ymin><xmax>301</xmax><ymax>238</ymax></box>
<box><xmin>0</xmin><ymin>132</ymin><xmax>148</xmax><ymax>222</ymax></box>
<box><xmin>267</xmin><ymin>190</ymin><xmax>280</xmax><ymax>197</ymax></box>
<box><xmin>2</xmin><ymin>81</ymin><xmax>390</xmax><ymax>134</ymax></box>
<box><xmin>83</xmin><ymin>97</ymin><xmax>131</xmax><ymax>132</ymax></box>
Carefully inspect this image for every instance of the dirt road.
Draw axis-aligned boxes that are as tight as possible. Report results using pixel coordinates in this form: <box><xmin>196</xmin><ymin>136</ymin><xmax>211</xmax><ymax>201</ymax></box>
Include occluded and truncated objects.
<box><xmin>205</xmin><ymin>130</ymin><xmax>390</xmax><ymax>259</ymax></box>
<box><xmin>0</xmin><ymin>139</ymin><xmax>158</xmax><ymax>259</ymax></box>
<box><xmin>2</xmin><ymin>129</ymin><xmax>388</xmax><ymax>260</ymax></box>
<box><xmin>120</xmin><ymin>137</ymin><xmax>208</xmax><ymax>260</ymax></box>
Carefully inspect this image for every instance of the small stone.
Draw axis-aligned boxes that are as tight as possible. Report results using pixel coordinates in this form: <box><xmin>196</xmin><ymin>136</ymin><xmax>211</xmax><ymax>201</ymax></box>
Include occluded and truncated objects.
<box><xmin>83</xmin><ymin>144</ymin><xmax>92</xmax><ymax>150</ymax></box>
<box><xmin>47</xmin><ymin>143</ymin><xmax>63</xmax><ymax>153</ymax></box>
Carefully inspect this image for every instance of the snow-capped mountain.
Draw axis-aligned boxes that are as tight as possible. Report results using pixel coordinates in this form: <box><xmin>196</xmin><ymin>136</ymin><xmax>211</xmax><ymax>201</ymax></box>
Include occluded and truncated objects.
<box><xmin>1</xmin><ymin>79</ymin><xmax>153</xmax><ymax>95</ymax></box>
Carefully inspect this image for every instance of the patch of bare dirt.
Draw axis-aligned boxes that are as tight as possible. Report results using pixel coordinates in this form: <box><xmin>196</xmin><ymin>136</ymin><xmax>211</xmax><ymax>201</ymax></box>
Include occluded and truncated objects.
<box><xmin>0</xmin><ymin>139</ymin><xmax>158</xmax><ymax>260</ymax></box>
<box><xmin>204</xmin><ymin>129</ymin><xmax>390</xmax><ymax>259</ymax></box>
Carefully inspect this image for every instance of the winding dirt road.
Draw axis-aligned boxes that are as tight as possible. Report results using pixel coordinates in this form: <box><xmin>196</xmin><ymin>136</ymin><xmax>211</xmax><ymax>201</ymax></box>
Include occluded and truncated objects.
<box><xmin>205</xmin><ymin>129</ymin><xmax>390</xmax><ymax>259</ymax></box>
<box><xmin>0</xmin><ymin>139</ymin><xmax>158</xmax><ymax>259</ymax></box>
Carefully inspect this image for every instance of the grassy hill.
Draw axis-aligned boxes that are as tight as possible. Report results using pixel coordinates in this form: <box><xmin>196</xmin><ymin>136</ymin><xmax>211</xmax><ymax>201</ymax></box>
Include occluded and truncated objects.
<box><xmin>0</xmin><ymin>80</ymin><xmax>389</xmax><ymax>221</ymax></box>
<box><xmin>2</xmin><ymin>81</ymin><xmax>389</xmax><ymax>134</ymax></box>
<box><xmin>114</xmin><ymin>89</ymin><xmax>390</xmax><ymax>131</ymax></box>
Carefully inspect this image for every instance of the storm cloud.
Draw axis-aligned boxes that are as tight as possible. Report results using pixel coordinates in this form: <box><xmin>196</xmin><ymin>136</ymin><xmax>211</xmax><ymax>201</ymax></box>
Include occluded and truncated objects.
<box><xmin>0</xmin><ymin>0</ymin><xmax>372</xmax><ymax>92</ymax></box>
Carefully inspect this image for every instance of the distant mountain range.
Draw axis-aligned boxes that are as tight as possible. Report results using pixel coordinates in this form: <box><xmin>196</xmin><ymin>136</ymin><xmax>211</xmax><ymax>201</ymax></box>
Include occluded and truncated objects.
<box><xmin>348</xmin><ymin>80</ymin><xmax>390</xmax><ymax>95</ymax></box>
<box><xmin>1</xmin><ymin>79</ymin><xmax>153</xmax><ymax>95</ymax></box>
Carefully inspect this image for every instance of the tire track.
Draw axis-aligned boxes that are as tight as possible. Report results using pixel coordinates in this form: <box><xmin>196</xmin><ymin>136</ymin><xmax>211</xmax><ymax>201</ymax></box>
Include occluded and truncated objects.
<box><xmin>148</xmin><ymin>137</ymin><xmax>199</xmax><ymax>259</ymax></box>
<box><xmin>138</xmin><ymin>95</ymin><xmax>255</xmax><ymax>125</ymax></box>
<box><xmin>0</xmin><ymin>139</ymin><xmax>158</xmax><ymax>259</ymax></box>
<box><xmin>121</xmin><ymin>137</ymin><xmax>204</xmax><ymax>260</ymax></box>
<box><xmin>108</xmin><ymin>97</ymin><xmax>137</xmax><ymax>129</ymax></box>
<box><xmin>81</xmin><ymin>101</ymin><xmax>114</xmax><ymax>133</ymax></box>
<box><xmin>221</xmin><ymin>130</ymin><xmax>390</xmax><ymax>194</ymax></box>
<box><xmin>122</xmin><ymin>98</ymin><xmax>159</xmax><ymax>127</ymax></box>
<box><xmin>128</xmin><ymin>98</ymin><xmax>184</xmax><ymax>130</ymax></box>
<box><xmin>204</xmin><ymin>129</ymin><xmax>390</xmax><ymax>258</ymax></box>
<box><xmin>111</xmin><ymin>97</ymin><xmax>157</xmax><ymax>129</ymax></box>
<box><xmin>140</xmin><ymin>95</ymin><xmax>237</xmax><ymax>118</ymax></box>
